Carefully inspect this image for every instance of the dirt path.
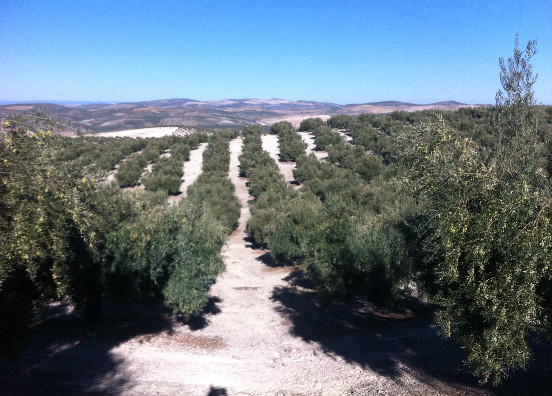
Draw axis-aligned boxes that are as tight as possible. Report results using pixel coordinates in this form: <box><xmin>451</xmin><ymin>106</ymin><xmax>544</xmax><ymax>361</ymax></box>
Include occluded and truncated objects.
<box><xmin>168</xmin><ymin>142</ymin><xmax>208</xmax><ymax>205</ymax></box>
<box><xmin>261</xmin><ymin>134</ymin><xmax>297</xmax><ymax>183</ymax></box>
<box><xmin>105</xmin><ymin>163</ymin><xmax>120</xmax><ymax>184</ymax></box>
<box><xmin>299</xmin><ymin>131</ymin><xmax>326</xmax><ymax>161</ymax></box>
<box><xmin>101</xmin><ymin>138</ymin><xmax>495</xmax><ymax>395</ymax></box>
<box><xmin>336</xmin><ymin>129</ymin><xmax>354</xmax><ymax>144</ymax></box>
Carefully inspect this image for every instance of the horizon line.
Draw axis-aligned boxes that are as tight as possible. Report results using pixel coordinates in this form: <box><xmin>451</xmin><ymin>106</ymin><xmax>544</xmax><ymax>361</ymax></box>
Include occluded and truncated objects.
<box><xmin>0</xmin><ymin>97</ymin><xmax>493</xmax><ymax>107</ymax></box>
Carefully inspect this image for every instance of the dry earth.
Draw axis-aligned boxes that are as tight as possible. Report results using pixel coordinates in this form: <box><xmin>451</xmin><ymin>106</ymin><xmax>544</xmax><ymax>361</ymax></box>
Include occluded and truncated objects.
<box><xmin>2</xmin><ymin>132</ymin><xmax>552</xmax><ymax>396</ymax></box>
<box><xmin>260</xmin><ymin>115</ymin><xmax>332</xmax><ymax>129</ymax></box>
<box><xmin>261</xmin><ymin>134</ymin><xmax>297</xmax><ymax>184</ymax></box>
<box><xmin>91</xmin><ymin>127</ymin><xmax>182</xmax><ymax>139</ymax></box>
<box><xmin>298</xmin><ymin>132</ymin><xmax>327</xmax><ymax>161</ymax></box>
<box><xmin>168</xmin><ymin>142</ymin><xmax>208</xmax><ymax>206</ymax></box>
<box><xmin>336</xmin><ymin>130</ymin><xmax>354</xmax><ymax>144</ymax></box>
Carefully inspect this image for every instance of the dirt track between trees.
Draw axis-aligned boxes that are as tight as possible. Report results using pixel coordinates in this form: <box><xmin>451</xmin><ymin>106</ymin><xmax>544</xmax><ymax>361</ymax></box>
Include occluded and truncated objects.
<box><xmin>2</xmin><ymin>134</ymin><xmax>552</xmax><ymax>395</ymax></box>
<box><xmin>299</xmin><ymin>132</ymin><xmax>327</xmax><ymax>161</ymax></box>
<box><xmin>168</xmin><ymin>142</ymin><xmax>208</xmax><ymax>205</ymax></box>
<box><xmin>262</xmin><ymin>134</ymin><xmax>297</xmax><ymax>183</ymax></box>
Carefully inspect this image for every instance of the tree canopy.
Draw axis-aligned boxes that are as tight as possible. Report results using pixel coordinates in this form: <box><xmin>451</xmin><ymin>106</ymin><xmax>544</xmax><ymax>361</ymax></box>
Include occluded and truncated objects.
<box><xmin>400</xmin><ymin>36</ymin><xmax>552</xmax><ymax>384</ymax></box>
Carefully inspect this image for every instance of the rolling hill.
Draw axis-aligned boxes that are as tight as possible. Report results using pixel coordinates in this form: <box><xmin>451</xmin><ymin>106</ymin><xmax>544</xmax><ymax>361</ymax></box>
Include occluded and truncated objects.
<box><xmin>0</xmin><ymin>98</ymin><xmax>477</xmax><ymax>132</ymax></box>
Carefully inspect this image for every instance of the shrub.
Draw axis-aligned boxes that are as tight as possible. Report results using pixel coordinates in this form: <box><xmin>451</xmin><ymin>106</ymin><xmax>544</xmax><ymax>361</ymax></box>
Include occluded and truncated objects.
<box><xmin>142</xmin><ymin>157</ymin><xmax>183</xmax><ymax>195</ymax></box>
<box><xmin>271</xmin><ymin>121</ymin><xmax>307</xmax><ymax>162</ymax></box>
<box><xmin>298</xmin><ymin>117</ymin><xmax>325</xmax><ymax>131</ymax></box>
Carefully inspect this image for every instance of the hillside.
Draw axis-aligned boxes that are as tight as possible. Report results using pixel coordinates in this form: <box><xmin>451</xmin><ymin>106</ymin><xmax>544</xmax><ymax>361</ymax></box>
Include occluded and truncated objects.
<box><xmin>0</xmin><ymin>98</ymin><xmax>476</xmax><ymax>132</ymax></box>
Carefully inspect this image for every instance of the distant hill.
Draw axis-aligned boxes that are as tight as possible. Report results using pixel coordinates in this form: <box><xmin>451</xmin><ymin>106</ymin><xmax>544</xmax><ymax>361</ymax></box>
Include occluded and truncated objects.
<box><xmin>0</xmin><ymin>98</ymin><xmax>478</xmax><ymax>132</ymax></box>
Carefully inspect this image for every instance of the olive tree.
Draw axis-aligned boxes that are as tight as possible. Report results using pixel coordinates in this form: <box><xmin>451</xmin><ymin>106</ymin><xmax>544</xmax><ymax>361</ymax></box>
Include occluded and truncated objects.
<box><xmin>401</xmin><ymin>36</ymin><xmax>552</xmax><ymax>384</ymax></box>
<box><xmin>0</xmin><ymin>117</ymin><xmax>115</xmax><ymax>355</ymax></box>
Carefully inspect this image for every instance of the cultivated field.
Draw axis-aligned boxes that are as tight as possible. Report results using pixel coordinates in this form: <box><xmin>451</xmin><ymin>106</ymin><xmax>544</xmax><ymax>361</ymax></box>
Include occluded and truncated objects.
<box><xmin>92</xmin><ymin>126</ymin><xmax>182</xmax><ymax>138</ymax></box>
<box><xmin>3</xmin><ymin>116</ymin><xmax>552</xmax><ymax>396</ymax></box>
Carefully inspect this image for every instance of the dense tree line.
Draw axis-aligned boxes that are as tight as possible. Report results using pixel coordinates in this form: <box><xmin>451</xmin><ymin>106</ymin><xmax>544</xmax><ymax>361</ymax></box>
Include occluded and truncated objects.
<box><xmin>311</xmin><ymin>124</ymin><xmax>342</xmax><ymax>150</ymax></box>
<box><xmin>0</xmin><ymin>120</ymin><xmax>237</xmax><ymax>357</ymax></box>
<box><xmin>244</xmin><ymin>37</ymin><xmax>552</xmax><ymax>385</ymax></box>
<box><xmin>55</xmin><ymin>135</ymin><xmax>147</xmax><ymax>169</ymax></box>
<box><xmin>240</xmin><ymin>125</ymin><xmax>295</xmax><ymax>245</ymax></box>
<box><xmin>1</xmin><ymin>122</ymin><xmax>116</xmax><ymax>355</ymax></box>
<box><xmin>115</xmin><ymin>152</ymin><xmax>148</xmax><ymax>187</ymax></box>
<box><xmin>141</xmin><ymin>156</ymin><xmax>183</xmax><ymax>195</ymax></box>
<box><xmin>303</xmin><ymin>123</ymin><xmax>386</xmax><ymax>182</ymax></box>
<box><xmin>242</xmin><ymin>122</ymin><xmax>408</xmax><ymax>305</ymax></box>
<box><xmin>186</xmin><ymin>130</ymin><xmax>241</xmax><ymax>232</ymax></box>
<box><xmin>115</xmin><ymin>133</ymin><xmax>206</xmax><ymax>189</ymax></box>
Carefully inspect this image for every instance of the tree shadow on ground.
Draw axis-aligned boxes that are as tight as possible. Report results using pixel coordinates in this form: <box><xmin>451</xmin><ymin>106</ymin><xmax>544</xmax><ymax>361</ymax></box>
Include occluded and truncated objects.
<box><xmin>243</xmin><ymin>234</ymin><xmax>267</xmax><ymax>251</ymax></box>
<box><xmin>207</xmin><ymin>385</ymin><xmax>228</xmax><ymax>395</ymax></box>
<box><xmin>0</xmin><ymin>299</ymin><xmax>176</xmax><ymax>395</ymax></box>
<box><xmin>179</xmin><ymin>296</ymin><xmax>222</xmax><ymax>331</ymax></box>
<box><xmin>271</xmin><ymin>271</ymin><xmax>552</xmax><ymax>395</ymax></box>
<box><xmin>253</xmin><ymin>250</ymin><xmax>300</xmax><ymax>270</ymax></box>
<box><xmin>255</xmin><ymin>251</ymin><xmax>276</xmax><ymax>266</ymax></box>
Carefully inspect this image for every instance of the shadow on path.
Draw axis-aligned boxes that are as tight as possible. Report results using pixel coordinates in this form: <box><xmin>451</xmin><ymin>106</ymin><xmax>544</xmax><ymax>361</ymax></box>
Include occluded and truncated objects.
<box><xmin>207</xmin><ymin>385</ymin><xmax>228</xmax><ymax>395</ymax></box>
<box><xmin>0</xmin><ymin>300</ymin><xmax>176</xmax><ymax>395</ymax></box>
<box><xmin>271</xmin><ymin>272</ymin><xmax>552</xmax><ymax>395</ymax></box>
<box><xmin>180</xmin><ymin>296</ymin><xmax>222</xmax><ymax>331</ymax></box>
<box><xmin>243</xmin><ymin>234</ymin><xmax>267</xmax><ymax>251</ymax></box>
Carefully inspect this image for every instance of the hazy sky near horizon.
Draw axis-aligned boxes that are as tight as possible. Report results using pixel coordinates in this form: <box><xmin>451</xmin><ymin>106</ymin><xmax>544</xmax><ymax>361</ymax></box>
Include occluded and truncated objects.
<box><xmin>1</xmin><ymin>0</ymin><xmax>551</xmax><ymax>105</ymax></box>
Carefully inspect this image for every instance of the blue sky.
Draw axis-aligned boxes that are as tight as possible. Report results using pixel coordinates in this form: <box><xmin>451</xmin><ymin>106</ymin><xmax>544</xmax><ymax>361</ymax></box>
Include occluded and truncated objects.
<box><xmin>1</xmin><ymin>0</ymin><xmax>551</xmax><ymax>104</ymax></box>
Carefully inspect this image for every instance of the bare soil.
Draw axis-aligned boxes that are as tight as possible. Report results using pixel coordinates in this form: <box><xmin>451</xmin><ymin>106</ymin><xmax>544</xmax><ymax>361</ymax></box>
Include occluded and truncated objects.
<box><xmin>2</xmin><ymin>135</ymin><xmax>551</xmax><ymax>395</ymax></box>
<box><xmin>91</xmin><ymin>127</ymin><xmax>181</xmax><ymax>139</ymax></box>
<box><xmin>336</xmin><ymin>130</ymin><xmax>354</xmax><ymax>144</ymax></box>
<box><xmin>299</xmin><ymin>131</ymin><xmax>327</xmax><ymax>161</ymax></box>
<box><xmin>261</xmin><ymin>134</ymin><xmax>297</xmax><ymax>183</ymax></box>
<box><xmin>168</xmin><ymin>142</ymin><xmax>208</xmax><ymax>205</ymax></box>
<box><xmin>260</xmin><ymin>115</ymin><xmax>332</xmax><ymax>129</ymax></box>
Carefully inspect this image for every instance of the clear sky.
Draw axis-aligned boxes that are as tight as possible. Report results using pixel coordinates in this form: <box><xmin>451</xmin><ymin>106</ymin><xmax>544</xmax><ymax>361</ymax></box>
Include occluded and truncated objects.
<box><xmin>1</xmin><ymin>0</ymin><xmax>551</xmax><ymax>105</ymax></box>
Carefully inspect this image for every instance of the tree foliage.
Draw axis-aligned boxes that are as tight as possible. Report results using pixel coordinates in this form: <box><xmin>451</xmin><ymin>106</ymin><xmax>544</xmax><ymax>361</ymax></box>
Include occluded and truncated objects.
<box><xmin>298</xmin><ymin>117</ymin><xmax>326</xmax><ymax>131</ymax></box>
<box><xmin>0</xmin><ymin>120</ymin><xmax>239</xmax><ymax>357</ymax></box>
<box><xmin>186</xmin><ymin>132</ymin><xmax>241</xmax><ymax>232</ymax></box>
<box><xmin>103</xmin><ymin>194</ymin><xmax>227</xmax><ymax>318</ymax></box>
<box><xmin>1</xmin><ymin>119</ymin><xmax>114</xmax><ymax>355</ymax></box>
<box><xmin>400</xmin><ymin>36</ymin><xmax>551</xmax><ymax>384</ymax></box>
<box><xmin>142</xmin><ymin>156</ymin><xmax>183</xmax><ymax>195</ymax></box>
<box><xmin>272</xmin><ymin>121</ymin><xmax>307</xmax><ymax>162</ymax></box>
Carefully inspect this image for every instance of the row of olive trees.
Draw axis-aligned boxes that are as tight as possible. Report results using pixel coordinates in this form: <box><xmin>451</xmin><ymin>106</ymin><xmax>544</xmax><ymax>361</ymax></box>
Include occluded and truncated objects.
<box><xmin>1</xmin><ymin>122</ymin><xmax>118</xmax><ymax>356</ymax></box>
<box><xmin>271</xmin><ymin>121</ymin><xmax>307</xmax><ymax>161</ymax></box>
<box><xmin>141</xmin><ymin>156</ymin><xmax>183</xmax><ymax>195</ymax></box>
<box><xmin>241</xmin><ymin>121</ymin><xmax>409</xmax><ymax>305</ymax></box>
<box><xmin>302</xmin><ymin>122</ymin><xmax>385</xmax><ymax>182</ymax></box>
<box><xmin>0</xmin><ymin>120</ymin><xmax>239</xmax><ymax>357</ymax></box>
<box><xmin>114</xmin><ymin>139</ymin><xmax>169</xmax><ymax>187</ymax></box>
<box><xmin>239</xmin><ymin>125</ymin><xmax>295</xmax><ymax>246</ymax></box>
<box><xmin>186</xmin><ymin>130</ymin><xmax>241</xmax><ymax>233</ymax></box>
<box><xmin>255</xmin><ymin>36</ymin><xmax>552</xmax><ymax>385</ymax></box>
<box><xmin>103</xmin><ymin>130</ymin><xmax>239</xmax><ymax>319</ymax></box>
<box><xmin>294</xmin><ymin>36</ymin><xmax>550</xmax><ymax>385</ymax></box>
<box><xmin>116</xmin><ymin>133</ymin><xmax>208</xmax><ymax>190</ymax></box>
<box><xmin>55</xmin><ymin>135</ymin><xmax>147</xmax><ymax>171</ymax></box>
